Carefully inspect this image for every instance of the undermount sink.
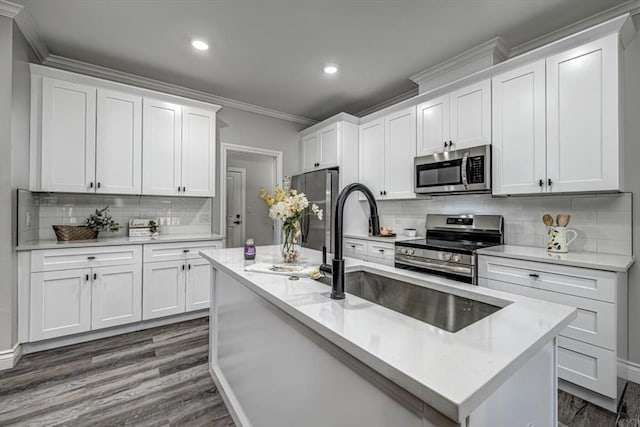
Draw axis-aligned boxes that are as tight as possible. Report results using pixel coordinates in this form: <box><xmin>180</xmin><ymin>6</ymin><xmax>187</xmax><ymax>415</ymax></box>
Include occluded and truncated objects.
<box><xmin>317</xmin><ymin>271</ymin><xmax>502</xmax><ymax>333</ymax></box>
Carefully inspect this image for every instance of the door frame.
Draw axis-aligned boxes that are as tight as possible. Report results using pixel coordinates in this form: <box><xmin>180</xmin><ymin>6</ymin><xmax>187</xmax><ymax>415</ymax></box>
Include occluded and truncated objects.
<box><xmin>225</xmin><ymin>167</ymin><xmax>247</xmax><ymax>247</ymax></box>
<box><xmin>220</xmin><ymin>143</ymin><xmax>283</xmax><ymax>245</ymax></box>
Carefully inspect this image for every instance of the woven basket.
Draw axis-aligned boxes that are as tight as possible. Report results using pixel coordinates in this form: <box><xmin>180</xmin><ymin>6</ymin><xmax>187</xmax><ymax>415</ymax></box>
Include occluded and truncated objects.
<box><xmin>52</xmin><ymin>225</ymin><xmax>99</xmax><ymax>241</ymax></box>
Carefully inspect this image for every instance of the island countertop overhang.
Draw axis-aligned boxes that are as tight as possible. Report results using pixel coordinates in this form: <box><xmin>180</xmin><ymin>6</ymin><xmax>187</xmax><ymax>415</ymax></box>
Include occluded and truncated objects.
<box><xmin>200</xmin><ymin>245</ymin><xmax>576</xmax><ymax>422</ymax></box>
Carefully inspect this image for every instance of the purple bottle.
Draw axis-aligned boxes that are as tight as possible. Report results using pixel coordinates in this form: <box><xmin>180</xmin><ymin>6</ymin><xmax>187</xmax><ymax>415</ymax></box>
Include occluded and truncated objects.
<box><xmin>244</xmin><ymin>238</ymin><xmax>256</xmax><ymax>260</ymax></box>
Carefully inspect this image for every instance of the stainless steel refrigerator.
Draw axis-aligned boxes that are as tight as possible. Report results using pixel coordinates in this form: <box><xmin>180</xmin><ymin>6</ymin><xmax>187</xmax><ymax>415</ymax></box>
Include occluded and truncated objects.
<box><xmin>290</xmin><ymin>168</ymin><xmax>338</xmax><ymax>253</ymax></box>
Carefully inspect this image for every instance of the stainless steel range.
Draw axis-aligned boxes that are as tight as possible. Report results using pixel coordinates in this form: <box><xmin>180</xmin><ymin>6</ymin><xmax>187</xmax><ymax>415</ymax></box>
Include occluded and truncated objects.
<box><xmin>394</xmin><ymin>214</ymin><xmax>504</xmax><ymax>284</ymax></box>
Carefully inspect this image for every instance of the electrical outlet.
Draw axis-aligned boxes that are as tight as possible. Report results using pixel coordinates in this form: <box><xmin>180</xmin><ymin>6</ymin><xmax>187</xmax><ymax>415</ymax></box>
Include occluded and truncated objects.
<box><xmin>198</xmin><ymin>213</ymin><xmax>211</xmax><ymax>224</ymax></box>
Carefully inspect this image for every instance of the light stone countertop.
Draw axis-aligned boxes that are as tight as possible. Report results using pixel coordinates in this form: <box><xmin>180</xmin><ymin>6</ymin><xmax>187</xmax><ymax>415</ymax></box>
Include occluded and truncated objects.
<box><xmin>200</xmin><ymin>245</ymin><xmax>576</xmax><ymax>422</ymax></box>
<box><xmin>343</xmin><ymin>232</ymin><xmax>418</xmax><ymax>243</ymax></box>
<box><xmin>17</xmin><ymin>233</ymin><xmax>224</xmax><ymax>251</ymax></box>
<box><xmin>477</xmin><ymin>244</ymin><xmax>634</xmax><ymax>272</ymax></box>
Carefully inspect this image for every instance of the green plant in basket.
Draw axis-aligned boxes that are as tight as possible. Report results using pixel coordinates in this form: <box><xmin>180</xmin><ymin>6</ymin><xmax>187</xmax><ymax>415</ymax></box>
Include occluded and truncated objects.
<box><xmin>84</xmin><ymin>206</ymin><xmax>120</xmax><ymax>232</ymax></box>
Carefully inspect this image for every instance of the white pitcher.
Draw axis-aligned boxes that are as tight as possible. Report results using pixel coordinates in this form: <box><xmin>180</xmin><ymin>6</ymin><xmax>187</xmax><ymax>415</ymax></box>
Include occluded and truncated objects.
<box><xmin>547</xmin><ymin>227</ymin><xmax>578</xmax><ymax>253</ymax></box>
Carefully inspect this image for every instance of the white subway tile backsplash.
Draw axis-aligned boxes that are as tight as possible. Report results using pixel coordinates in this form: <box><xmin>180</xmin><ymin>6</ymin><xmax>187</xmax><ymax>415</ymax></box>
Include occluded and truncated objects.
<box><xmin>377</xmin><ymin>193</ymin><xmax>632</xmax><ymax>256</ymax></box>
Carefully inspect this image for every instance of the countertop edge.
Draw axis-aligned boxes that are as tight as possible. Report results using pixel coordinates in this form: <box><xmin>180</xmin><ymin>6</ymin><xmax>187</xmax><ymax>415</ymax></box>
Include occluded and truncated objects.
<box><xmin>476</xmin><ymin>245</ymin><xmax>634</xmax><ymax>272</ymax></box>
<box><xmin>17</xmin><ymin>234</ymin><xmax>225</xmax><ymax>251</ymax></box>
<box><xmin>200</xmin><ymin>248</ymin><xmax>576</xmax><ymax>422</ymax></box>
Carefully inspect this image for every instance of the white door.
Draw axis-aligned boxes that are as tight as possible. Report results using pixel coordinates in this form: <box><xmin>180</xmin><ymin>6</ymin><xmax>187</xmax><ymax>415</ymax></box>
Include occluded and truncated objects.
<box><xmin>318</xmin><ymin>123</ymin><xmax>339</xmax><ymax>168</ymax></box>
<box><xmin>492</xmin><ymin>60</ymin><xmax>547</xmax><ymax>195</ymax></box>
<box><xmin>142</xmin><ymin>98</ymin><xmax>182</xmax><ymax>196</ymax></box>
<box><xmin>546</xmin><ymin>35</ymin><xmax>620</xmax><ymax>193</ymax></box>
<box><xmin>182</xmin><ymin>106</ymin><xmax>216</xmax><ymax>197</ymax></box>
<box><xmin>301</xmin><ymin>133</ymin><xmax>319</xmax><ymax>171</ymax></box>
<box><xmin>226</xmin><ymin>168</ymin><xmax>246</xmax><ymax>248</ymax></box>
<box><xmin>91</xmin><ymin>264</ymin><xmax>142</xmax><ymax>330</ymax></box>
<box><xmin>30</xmin><ymin>268</ymin><xmax>92</xmax><ymax>341</ymax></box>
<box><xmin>96</xmin><ymin>89</ymin><xmax>142</xmax><ymax>194</ymax></box>
<box><xmin>449</xmin><ymin>79</ymin><xmax>492</xmax><ymax>150</ymax></box>
<box><xmin>40</xmin><ymin>78</ymin><xmax>96</xmax><ymax>193</ymax></box>
<box><xmin>186</xmin><ymin>257</ymin><xmax>212</xmax><ymax>311</ymax></box>
<box><xmin>416</xmin><ymin>94</ymin><xmax>450</xmax><ymax>156</ymax></box>
<box><xmin>142</xmin><ymin>260</ymin><xmax>186</xmax><ymax>320</ymax></box>
<box><xmin>359</xmin><ymin>118</ymin><xmax>385</xmax><ymax>200</ymax></box>
<box><xmin>384</xmin><ymin>107</ymin><xmax>416</xmax><ymax>200</ymax></box>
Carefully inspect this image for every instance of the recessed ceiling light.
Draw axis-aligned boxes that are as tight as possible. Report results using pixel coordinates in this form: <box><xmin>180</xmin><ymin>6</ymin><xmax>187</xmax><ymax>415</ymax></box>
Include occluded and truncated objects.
<box><xmin>191</xmin><ymin>39</ymin><xmax>209</xmax><ymax>51</ymax></box>
<box><xmin>324</xmin><ymin>64</ymin><xmax>339</xmax><ymax>75</ymax></box>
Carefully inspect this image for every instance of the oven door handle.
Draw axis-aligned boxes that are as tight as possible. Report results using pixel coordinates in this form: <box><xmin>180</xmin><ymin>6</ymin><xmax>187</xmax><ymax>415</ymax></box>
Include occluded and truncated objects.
<box><xmin>461</xmin><ymin>152</ymin><xmax>469</xmax><ymax>189</ymax></box>
<box><xmin>396</xmin><ymin>256</ymin><xmax>473</xmax><ymax>277</ymax></box>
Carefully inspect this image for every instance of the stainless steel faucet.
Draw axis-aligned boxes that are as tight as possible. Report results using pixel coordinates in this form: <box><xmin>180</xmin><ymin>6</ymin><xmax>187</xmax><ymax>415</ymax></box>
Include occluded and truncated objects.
<box><xmin>320</xmin><ymin>183</ymin><xmax>380</xmax><ymax>299</ymax></box>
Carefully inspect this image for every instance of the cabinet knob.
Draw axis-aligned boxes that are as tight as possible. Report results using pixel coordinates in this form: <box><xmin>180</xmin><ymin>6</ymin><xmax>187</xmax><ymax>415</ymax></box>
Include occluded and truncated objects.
<box><xmin>350</xmin><ymin>244</ymin><xmax>356</xmax><ymax>248</ymax></box>
<box><xmin>183</xmin><ymin>186</ymin><xmax>186</xmax><ymax>192</ymax></box>
<box><xmin>383</xmin><ymin>190</ymin><xmax>387</xmax><ymax>196</ymax></box>
<box><xmin>93</xmin><ymin>273</ymin><xmax>97</xmax><ymax>280</ymax></box>
<box><xmin>177</xmin><ymin>186</ymin><xmax>181</xmax><ymax>192</ymax></box>
<box><xmin>444</xmin><ymin>141</ymin><xmax>448</xmax><ymax>148</ymax></box>
<box><xmin>548</xmin><ymin>178</ymin><xmax>553</xmax><ymax>187</ymax></box>
<box><xmin>85</xmin><ymin>274</ymin><xmax>89</xmax><ymax>281</ymax></box>
<box><xmin>539</xmin><ymin>179</ymin><xmax>544</xmax><ymax>187</ymax></box>
<box><xmin>182</xmin><ymin>264</ymin><xmax>185</xmax><ymax>270</ymax></box>
<box><xmin>89</xmin><ymin>182</ymin><xmax>94</xmax><ymax>189</ymax></box>
<box><xmin>188</xmin><ymin>264</ymin><xmax>191</xmax><ymax>270</ymax></box>
<box><xmin>97</xmin><ymin>182</ymin><xmax>101</xmax><ymax>189</ymax></box>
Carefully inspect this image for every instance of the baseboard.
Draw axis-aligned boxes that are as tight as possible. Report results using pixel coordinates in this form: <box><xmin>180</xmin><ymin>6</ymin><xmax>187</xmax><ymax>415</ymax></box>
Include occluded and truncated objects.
<box><xmin>209</xmin><ymin>364</ymin><xmax>252</xmax><ymax>427</ymax></box>
<box><xmin>618</xmin><ymin>358</ymin><xmax>640</xmax><ymax>384</ymax></box>
<box><xmin>0</xmin><ymin>343</ymin><xmax>23</xmax><ymax>371</ymax></box>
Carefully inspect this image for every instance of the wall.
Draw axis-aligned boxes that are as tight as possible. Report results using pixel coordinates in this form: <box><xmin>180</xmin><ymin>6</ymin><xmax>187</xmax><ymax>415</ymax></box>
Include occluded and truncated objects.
<box><xmin>227</xmin><ymin>151</ymin><xmax>276</xmax><ymax>246</ymax></box>
<box><xmin>17</xmin><ymin>192</ymin><xmax>212</xmax><ymax>243</ymax></box>
<box><xmin>365</xmin><ymin>193</ymin><xmax>632</xmax><ymax>255</ymax></box>
<box><xmin>624</xmin><ymin>18</ymin><xmax>640</xmax><ymax>364</ymax></box>
<box><xmin>213</xmin><ymin>106</ymin><xmax>305</xmax><ymax>235</ymax></box>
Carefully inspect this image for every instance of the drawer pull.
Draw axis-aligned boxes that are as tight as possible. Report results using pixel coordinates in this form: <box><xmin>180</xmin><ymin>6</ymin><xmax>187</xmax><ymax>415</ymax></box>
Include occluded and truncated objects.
<box><xmin>529</xmin><ymin>273</ymin><xmax>540</xmax><ymax>278</ymax></box>
<box><xmin>87</xmin><ymin>256</ymin><xmax>96</xmax><ymax>261</ymax></box>
<box><xmin>350</xmin><ymin>245</ymin><xmax>356</xmax><ymax>248</ymax></box>
<box><xmin>379</xmin><ymin>249</ymin><xmax>384</xmax><ymax>253</ymax></box>
<box><xmin>183</xmin><ymin>249</ymin><xmax>190</xmax><ymax>253</ymax></box>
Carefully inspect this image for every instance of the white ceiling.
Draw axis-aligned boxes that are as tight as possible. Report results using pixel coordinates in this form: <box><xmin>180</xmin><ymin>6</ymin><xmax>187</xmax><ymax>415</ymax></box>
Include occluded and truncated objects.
<box><xmin>15</xmin><ymin>0</ymin><xmax>631</xmax><ymax>122</ymax></box>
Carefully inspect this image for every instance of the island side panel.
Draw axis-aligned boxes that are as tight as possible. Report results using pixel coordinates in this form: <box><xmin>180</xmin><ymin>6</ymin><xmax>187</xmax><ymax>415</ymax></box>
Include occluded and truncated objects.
<box><xmin>210</xmin><ymin>269</ymin><xmax>457</xmax><ymax>427</ymax></box>
<box><xmin>467</xmin><ymin>339</ymin><xmax>557</xmax><ymax>427</ymax></box>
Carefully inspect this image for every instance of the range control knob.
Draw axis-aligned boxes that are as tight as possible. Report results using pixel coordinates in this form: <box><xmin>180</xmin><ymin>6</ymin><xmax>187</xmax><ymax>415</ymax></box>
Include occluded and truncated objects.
<box><xmin>408</xmin><ymin>249</ymin><xmax>415</xmax><ymax>255</ymax></box>
<box><xmin>442</xmin><ymin>253</ymin><xmax>452</xmax><ymax>261</ymax></box>
<box><xmin>399</xmin><ymin>248</ymin><xmax>407</xmax><ymax>254</ymax></box>
<box><xmin>452</xmin><ymin>254</ymin><xmax>462</xmax><ymax>263</ymax></box>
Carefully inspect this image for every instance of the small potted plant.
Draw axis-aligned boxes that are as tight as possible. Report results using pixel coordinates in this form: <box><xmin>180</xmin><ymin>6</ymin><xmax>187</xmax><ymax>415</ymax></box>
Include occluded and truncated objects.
<box><xmin>52</xmin><ymin>206</ymin><xmax>120</xmax><ymax>241</ymax></box>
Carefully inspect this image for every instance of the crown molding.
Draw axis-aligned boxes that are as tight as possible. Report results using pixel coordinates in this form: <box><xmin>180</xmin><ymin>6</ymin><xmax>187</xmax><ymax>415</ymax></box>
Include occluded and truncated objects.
<box><xmin>410</xmin><ymin>37</ymin><xmax>510</xmax><ymax>90</ymax></box>
<box><xmin>12</xmin><ymin>3</ymin><xmax>49</xmax><ymax>62</ymax></box>
<box><xmin>0</xmin><ymin>0</ymin><xmax>21</xmax><ymax>19</ymax></box>
<box><xmin>356</xmin><ymin>87</ymin><xmax>419</xmax><ymax>118</ymax></box>
<box><xmin>510</xmin><ymin>0</ymin><xmax>640</xmax><ymax>57</ymax></box>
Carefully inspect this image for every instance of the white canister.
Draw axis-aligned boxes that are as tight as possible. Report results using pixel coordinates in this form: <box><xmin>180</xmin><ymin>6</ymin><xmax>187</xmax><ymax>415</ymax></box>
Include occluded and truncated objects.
<box><xmin>547</xmin><ymin>227</ymin><xmax>578</xmax><ymax>253</ymax></box>
<box><xmin>404</xmin><ymin>228</ymin><xmax>417</xmax><ymax>238</ymax></box>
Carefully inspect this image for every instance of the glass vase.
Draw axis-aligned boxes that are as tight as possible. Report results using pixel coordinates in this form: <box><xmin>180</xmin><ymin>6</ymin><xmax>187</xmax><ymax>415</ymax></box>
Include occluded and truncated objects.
<box><xmin>281</xmin><ymin>224</ymin><xmax>300</xmax><ymax>263</ymax></box>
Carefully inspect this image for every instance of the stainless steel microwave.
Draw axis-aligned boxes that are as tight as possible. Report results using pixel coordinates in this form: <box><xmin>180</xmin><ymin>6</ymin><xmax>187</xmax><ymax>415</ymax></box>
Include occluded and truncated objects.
<box><xmin>414</xmin><ymin>144</ymin><xmax>491</xmax><ymax>195</ymax></box>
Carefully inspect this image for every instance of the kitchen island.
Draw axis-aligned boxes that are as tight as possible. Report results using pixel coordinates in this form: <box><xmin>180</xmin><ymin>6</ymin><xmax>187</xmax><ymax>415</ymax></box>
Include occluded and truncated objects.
<box><xmin>200</xmin><ymin>246</ymin><xmax>576</xmax><ymax>427</ymax></box>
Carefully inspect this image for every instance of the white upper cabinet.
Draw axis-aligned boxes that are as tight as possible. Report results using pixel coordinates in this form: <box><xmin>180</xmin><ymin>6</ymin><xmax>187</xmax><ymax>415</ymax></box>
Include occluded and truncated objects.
<box><xmin>546</xmin><ymin>34</ymin><xmax>620</xmax><ymax>193</ymax></box>
<box><xmin>416</xmin><ymin>79</ymin><xmax>490</xmax><ymax>156</ymax></box>
<box><xmin>318</xmin><ymin>124</ymin><xmax>339</xmax><ymax>168</ymax></box>
<box><xmin>96</xmin><ymin>89</ymin><xmax>142</xmax><ymax>194</ymax></box>
<box><xmin>40</xmin><ymin>78</ymin><xmax>96</xmax><ymax>193</ymax></box>
<box><xmin>449</xmin><ymin>79</ymin><xmax>491</xmax><ymax>150</ymax></box>
<box><xmin>359</xmin><ymin>118</ymin><xmax>385</xmax><ymax>198</ymax></box>
<box><xmin>142</xmin><ymin>98</ymin><xmax>183</xmax><ymax>196</ymax></box>
<box><xmin>384</xmin><ymin>107</ymin><xmax>416</xmax><ymax>199</ymax></box>
<box><xmin>31</xmin><ymin>66</ymin><xmax>220</xmax><ymax>197</ymax></box>
<box><xmin>359</xmin><ymin>106</ymin><xmax>416</xmax><ymax>200</ymax></box>
<box><xmin>416</xmin><ymin>95</ymin><xmax>449</xmax><ymax>156</ymax></box>
<box><xmin>301</xmin><ymin>133</ymin><xmax>320</xmax><ymax>170</ymax></box>
<box><xmin>492</xmin><ymin>60</ymin><xmax>547</xmax><ymax>195</ymax></box>
<box><xmin>182</xmin><ymin>106</ymin><xmax>216</xmax><ymax>197</ymax></box>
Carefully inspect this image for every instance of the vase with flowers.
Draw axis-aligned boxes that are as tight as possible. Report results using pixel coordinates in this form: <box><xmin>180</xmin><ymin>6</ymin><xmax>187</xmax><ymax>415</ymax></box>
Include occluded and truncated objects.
<box><xmin>260</xmin><ymin>186</ymin><xmax>323</xmax><ymax>263</ymax></box>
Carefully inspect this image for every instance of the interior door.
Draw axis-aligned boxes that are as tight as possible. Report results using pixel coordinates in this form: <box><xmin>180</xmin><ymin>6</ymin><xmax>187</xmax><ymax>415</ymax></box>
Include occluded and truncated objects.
<box><xmin>226</xmin><ymin>168</ymin><xmax>245</xmax><ymax>248</ymax></box>
<box><xmin>91</xmin><ymin>263</ymin><xmax>142</xmax><ymax>330</ymax></box>
<box><xmin>96</xmin><ymin>89</ymin><xmax>142</xmax><ymax>194</ymax></box>
<box><xmin>142</xmin><ymin>98</ymin><xmax>182</xmax><ymax>196</ymax></box>
<box><xmin>182</xmin><ymin>106</ymin><xmax>216</xmax><ymax>197</ymax></box>
<box><xmin>492</xmin><ymin>60</ymin><xmax>547</xmax><ymax>195</ymax></box>
<box><xmin>41</xmin><ymin>77</ymin><xmax>96</xmax><ymax>193</ymax></box>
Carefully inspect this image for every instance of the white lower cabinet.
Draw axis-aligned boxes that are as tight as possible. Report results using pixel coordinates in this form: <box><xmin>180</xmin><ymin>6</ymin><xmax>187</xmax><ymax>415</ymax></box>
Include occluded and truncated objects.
<box><xmin>186</xmin><ymin>258</ymin><xmax>212</xmax><ymax>312</ymax></box>
<box><xmin>343</xmin><ymin>237</ymin><xmax>394</xmax><ymax>267</ymax></box>
<box><xmin>92</xmin><ymin>263</ymin><xmax>142</xmax><ymax>330</ymax></box>
<box><xmin>30</xmin><ymin>268</ymin><xmax>92</xmax><ymax>341</ymax></box>
<box><xmin>478</xmin><ymin>254</ymin><xmax>626</xmax><ymax>405</ymax></box>
<box><xmin>143</xmin><ymin>260</ymin><xmax>186</xmax><ymax>320</ymax></box>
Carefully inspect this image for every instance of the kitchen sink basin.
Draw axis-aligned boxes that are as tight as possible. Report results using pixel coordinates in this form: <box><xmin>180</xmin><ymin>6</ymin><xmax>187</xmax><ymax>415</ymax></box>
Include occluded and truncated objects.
<box><xmin>317</xmin><ymin>271</ymin><xmax>502</xmax><ymax>332</ymax></box>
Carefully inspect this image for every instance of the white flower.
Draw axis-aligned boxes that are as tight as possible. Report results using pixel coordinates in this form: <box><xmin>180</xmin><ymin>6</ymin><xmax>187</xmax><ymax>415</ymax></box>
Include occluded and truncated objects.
<box><xmin>311</xmin><ymin>203</ymin><xmax>323</xmax><ymax>221</ymax></box>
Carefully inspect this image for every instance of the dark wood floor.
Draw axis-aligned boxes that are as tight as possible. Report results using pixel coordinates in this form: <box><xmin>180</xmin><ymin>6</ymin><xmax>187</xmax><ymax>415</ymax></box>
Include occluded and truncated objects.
<box><xmin>2</xmin><ymin>317</ymin><xmax>639</xmax><ymax>426</ymax></box>
<box><xmin>0</xmin><ymin>317</ymin><xmax>233</xmax><ymax>426</ymax></box>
